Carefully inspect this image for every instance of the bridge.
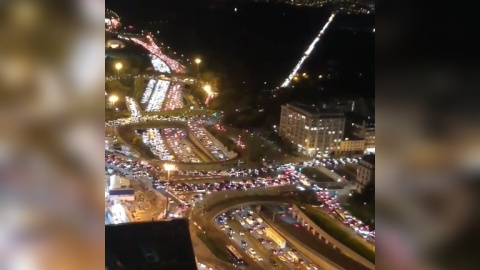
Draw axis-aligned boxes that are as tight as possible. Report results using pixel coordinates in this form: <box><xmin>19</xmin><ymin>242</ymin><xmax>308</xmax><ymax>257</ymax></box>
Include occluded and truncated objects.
<box><xmin>190</xmin><ymin>186</ymin><xmax>373</xmax><ymax>270</ymax></box>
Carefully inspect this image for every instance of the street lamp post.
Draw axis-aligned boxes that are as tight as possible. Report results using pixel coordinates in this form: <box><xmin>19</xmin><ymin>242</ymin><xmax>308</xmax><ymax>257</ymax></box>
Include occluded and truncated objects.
<box><xmin>195</xmin><ymin>58</ymin><xmax>201</xmax><ymax>77</ymax></box>
<box><xmin>115</xmin><ymin>62</ymin><xmax>123</xmax><ymax>76</ymax></box>
<box><xmin>163</xmin><ymin>163</ymin><xmax>175</xmax><ymax>218</ymax></box>
<box><xmin>108</xmin><ymin>95</ymin><xmax>119</xmax><ymax>139</ymax></box>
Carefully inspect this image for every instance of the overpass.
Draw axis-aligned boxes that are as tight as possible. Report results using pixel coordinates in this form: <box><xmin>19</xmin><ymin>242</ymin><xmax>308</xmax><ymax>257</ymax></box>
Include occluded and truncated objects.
<box><xmin>280</xmin><ymin>205</ymin><xmax>374</xmax><ymax>269</ymax></box>
<box><xmin>190</xmin><ymin>186</ymin><xmax>373</xmax><ymax>270</ymax></box>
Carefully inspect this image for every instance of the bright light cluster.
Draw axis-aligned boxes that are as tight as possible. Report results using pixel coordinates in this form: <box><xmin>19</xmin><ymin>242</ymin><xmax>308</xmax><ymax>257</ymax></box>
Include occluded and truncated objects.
<box><xmin>141</xmin><ymin>79</ymin><xmax>156</xmax><ymax>104</ymax></box>
<box><xmin>151</xmin><ymin>56</ymin><xmax>171</xmax><ymax>73</ymax></box>
<box><xmin>126</xmin><ymin>96</ymin><xmax>141</xmax><ymax>117</ymax></box>
<box><xmin>280</xmin><ymin>14</ymin><xmax>335</xmax><ymax>88</ymax></box>
<box><xmin>131</xmin><ymin>37</ymin><xmax>186</xmax><ymax>73</ymax></box>
<box><xmin>145</xmin><ymin>80</ymin><xmax>170</xmax><ymax>112</ymax></box>
<box><xmin>105</xmin><ymin>114</ymin><xmax>207</xmax><ymax>128</ymax></box>
<box><xmin>140</xmin><ymin>128</ymin><xmax>173</xmax><ymax>161</ymax></box>
<box><xmin>163</xmin><ymin>84</ymin><xmax>184</xmax><ymax>111</ymax></box>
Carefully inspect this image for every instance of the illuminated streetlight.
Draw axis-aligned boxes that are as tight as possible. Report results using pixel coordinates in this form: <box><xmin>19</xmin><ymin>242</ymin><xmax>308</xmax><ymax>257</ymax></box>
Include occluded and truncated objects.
<box><xmin>164</xmin><ymin>163</ymin><xmax>175</xmax><ymax>180</ymax></box>
<box><xmin>108</xmin><ymin>95</ymin><xmax>119</xmax><ymax>106</ymax></box>
<box><xmin>163</xmin><ymin>163</ymin><xmax>175</xmax><ymax>218</ymax></box>
<box><xmin>115</xmin><ymin>62</ymin><xmax>123</xmax><ymax>75</ymax></box>
<box><xmin>195</xmin><ymin>58</ymin><xmax>201</xmax><ymax>76</ymax></box>
<box><xmin>109</xmin><ymin>95</ymin><xmax>119</xmax><ymax>140</ymax></box>
<box><xmin>203</xmin><ymin>84</ymin><xmax>212</xmax><ymax>94</ymax></box>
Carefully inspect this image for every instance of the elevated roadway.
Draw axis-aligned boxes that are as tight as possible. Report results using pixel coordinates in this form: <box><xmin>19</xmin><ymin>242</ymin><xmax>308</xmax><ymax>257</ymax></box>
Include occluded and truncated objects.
<box><xmin>190</xmin><ymin>187</ymin><xmax>374</xmax><ymax>270</ymax></box>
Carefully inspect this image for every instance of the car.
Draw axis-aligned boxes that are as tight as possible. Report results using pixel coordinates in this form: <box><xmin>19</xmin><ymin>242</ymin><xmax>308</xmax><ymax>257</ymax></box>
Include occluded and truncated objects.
<box><xmin>284</xmin><ymin>254</ymin><xmax>293</xmax><ymax>261</ymax></box>
<box><xmin>299</xmin><ymin>258</ymin><xmax>305</xmax><ymax>264</ymax></box>
<box><xmin>309</xmin><ymin>263</ymin><xmax>319</xmax><ymax>270</ymax></box>
<box><xmin>278</xmin><ymin>256</ymin><xmax>286</xmax><ymax>262</ymax></box>
<box><xmin>294</xmin><ymin>223</ymin><xmax>301</xmax><ymax>228</ymax></box>
<box><xmin>248</xmin><ymin>248</ymin><xmax>256</xmax><ymax>255</ymax></box>
<box><xmin>287</xmin><ymin>251</ymin><xmax>296</xmax><ymax>258</ymax></box>
<box><xmin>241</xmin><ymin>240</ymin><xmax>247</xmax><ymax>247</ymax></box>
<box><xmin>239</xmin><ymin>231</ymin><xmax>245</xmax><ymax>236</ymax></box>
<box><xmin>269</xmin><ymin>258</ymin><xmax>278</xmax><ymax>266</ymax></box>
<box><xmin>255</xmin><ymin>255</ymin><xmax>263</xmax><ymax>261</ymax></box>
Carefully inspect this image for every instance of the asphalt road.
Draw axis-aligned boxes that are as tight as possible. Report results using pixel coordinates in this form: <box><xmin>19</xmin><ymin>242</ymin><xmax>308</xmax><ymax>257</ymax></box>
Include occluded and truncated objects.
<box><xmin>226</xmin><ymin>206</ymin><xmax>319</xmax><ymax>270</ymax></box>
<box><xmin>261</xmin><ymin>206</ymin><xmax>371</xmax><ymax>270</ymax></box>
<box><xmin>192</xmin><ymin>205</ymin><xmax>264</xmax><ymax>270</ymax></box>
<box><xmin>219</xmin><ymin>209</ymin><xmax>290</xmax><ymax>270</ymax></box>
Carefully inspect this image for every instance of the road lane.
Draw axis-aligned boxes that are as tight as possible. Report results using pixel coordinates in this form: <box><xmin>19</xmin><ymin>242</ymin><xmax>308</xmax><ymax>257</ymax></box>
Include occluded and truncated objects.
<box><xmin>261</xmin><ymin>207</ymin><xmax>371</xmax><ymax>270</ymax></box>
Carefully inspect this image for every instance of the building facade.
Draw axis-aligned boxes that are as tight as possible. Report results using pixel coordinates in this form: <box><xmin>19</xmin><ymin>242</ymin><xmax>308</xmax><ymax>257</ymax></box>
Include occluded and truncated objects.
<box><xmin>279</xmin><ymin>103</ymin><xmax>345</xmax><ymax>157</ymax></box>
<box><xmin>355</xmin><ymin>154</ymin><xmax>375</xmax><ymax>193</ymax></box>
<box><xmin>352</xmin><ymin>116</ymin><xmax>375</xmax><ymax>154</ymax></box>
<box><xmin>338</xmin><ymin>138</ymin><xmax>365</xmax><ymax>155</ymax></box>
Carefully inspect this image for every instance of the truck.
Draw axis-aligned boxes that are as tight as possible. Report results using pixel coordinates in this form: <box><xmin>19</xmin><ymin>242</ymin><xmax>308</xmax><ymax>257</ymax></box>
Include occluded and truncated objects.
<box><xmin>265</xmin><ymin>227</ymin><xmax>286</xmax><ymax>248</ymax></box>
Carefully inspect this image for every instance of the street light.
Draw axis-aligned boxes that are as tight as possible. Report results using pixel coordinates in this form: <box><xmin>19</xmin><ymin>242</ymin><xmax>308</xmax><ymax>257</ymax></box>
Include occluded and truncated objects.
<box><xmin>195</xmin><ymin>58</ymin><xmax>201</xmax><ymax>76</ymax></box>
<box><xmin>164</xmin><ymin>163</ymin><xmax>175</xmax><ymax>181</ymax></box>
<box><xmin>203</xmin><ymin>84</ymin><xmax>212</xmax><ymax>94</ymax></box>
<box><xmin>108</xmin><ymin>95</ymin><xmax>119</xmax><ymax>107</ymax></box>
<box><xmin>115</xmin><ymin>62</ymin><xmax>123</xmax><ymax>75</ymax></box>
<box><xmin>163</xmin><ymin>163</ymin><xmax>175</xmax><ymax>218</ymax></box>
<box><xmin>109</xmin><ymin>95</ymin><xmax>119</xmax><ymax>140</ymax></box>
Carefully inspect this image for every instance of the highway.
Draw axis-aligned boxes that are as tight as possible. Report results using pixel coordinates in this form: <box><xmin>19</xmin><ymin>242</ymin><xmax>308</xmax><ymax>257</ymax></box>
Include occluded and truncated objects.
<box><xmin>261</xmin><ymin>206</ymin><xmax>371</xmax><ymax>270</ymax></box>
<box><xmin>222</xmin><ymin>206</ymin><xmax>320</xmax><ymax>270</ymax></box>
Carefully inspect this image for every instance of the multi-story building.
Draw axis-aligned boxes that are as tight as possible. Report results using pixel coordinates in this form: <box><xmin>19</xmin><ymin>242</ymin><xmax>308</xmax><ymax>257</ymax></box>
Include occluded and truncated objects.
<box><xmin>355</xmin><ymin>154</ymin><xmax>375</xmax><ymax>193</ymax></box>
<box><xmin>279</xmin><ymin>103</ymin><xmax>345</xmax><ymax>157</ymax></box>
<box><xmin>352</xmin><ymin>115</ymin><xmax>375</xmax><ymax>154</ymax></box>
<box><xmin>338</xmin><ymin>136</ymin><xmax>365</xmax><ymax>155</ymax></box>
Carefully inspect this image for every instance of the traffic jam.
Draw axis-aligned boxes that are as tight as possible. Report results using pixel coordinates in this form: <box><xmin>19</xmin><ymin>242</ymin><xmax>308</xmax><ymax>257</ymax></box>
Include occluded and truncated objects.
<box><xmin>216</xmin><ymin>206</ymin><xmax>320</xmax><ymax>270</ymax></box>
<box><xmin>105</xmin><ymin>153</ymin><xmax>374</xmax><ymax>241</ymax></box>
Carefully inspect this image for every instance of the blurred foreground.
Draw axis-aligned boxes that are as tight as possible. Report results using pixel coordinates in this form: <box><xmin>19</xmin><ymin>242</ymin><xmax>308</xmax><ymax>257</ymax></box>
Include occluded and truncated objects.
<box><xmin>377</xmin><ymin>2</ymin><xmax>480</xmax><ymax>270</ymax></box>
<box><xmin>0</xmin><ymin>1</ymin><xmax>104</xmax><ymax>269</ymax></box>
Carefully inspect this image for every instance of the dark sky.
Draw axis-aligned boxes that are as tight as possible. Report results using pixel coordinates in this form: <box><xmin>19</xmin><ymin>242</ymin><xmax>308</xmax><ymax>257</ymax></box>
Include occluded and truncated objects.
<box><xmin>106</xmin><ymin>0</ymin><xmax>374</xmax><ymax>96</ymax></box>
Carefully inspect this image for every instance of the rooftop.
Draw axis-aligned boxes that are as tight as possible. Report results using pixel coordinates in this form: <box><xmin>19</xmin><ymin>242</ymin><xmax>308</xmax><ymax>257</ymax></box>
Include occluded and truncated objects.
<box><xmin>109</xmin><ymin>175</ymin><xmax>131</xmax><ymax>190</ymax></box>
<box><xmin>284</xmin><ymin>103</ymin><xmax>344</xmax><ymax>118</ymax></box>
<box><xmin>105</xmin><ymin>220</ymin><xmax>197</xmax><ymax>270</ymax></box>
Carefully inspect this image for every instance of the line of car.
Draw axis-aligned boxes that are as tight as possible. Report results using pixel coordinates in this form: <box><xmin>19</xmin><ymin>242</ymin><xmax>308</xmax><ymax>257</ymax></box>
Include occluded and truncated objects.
<box><xmin>216</xmin><ymin>207</ymin><xmax>320</xmax><ymax>270</ymax></box>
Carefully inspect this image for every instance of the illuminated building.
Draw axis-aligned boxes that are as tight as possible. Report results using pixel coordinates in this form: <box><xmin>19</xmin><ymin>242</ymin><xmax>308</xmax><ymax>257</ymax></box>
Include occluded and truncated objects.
<box><xmin>279</xmin><ymin>103</ymin><xmax>345</xmax><ymax>157</ymax></box>
<box><xmin>355</xmin><ymin>154</ymin><xmax>374</xmax><ymax>193</ymax></box>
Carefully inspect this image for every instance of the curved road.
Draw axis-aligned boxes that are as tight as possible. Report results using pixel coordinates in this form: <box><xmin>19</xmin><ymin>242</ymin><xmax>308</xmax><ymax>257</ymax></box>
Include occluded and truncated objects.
<box><xmin>261</xmin><ymin>206</ymin><xmax>372</xmax><ymax>270</ymax></box>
